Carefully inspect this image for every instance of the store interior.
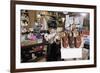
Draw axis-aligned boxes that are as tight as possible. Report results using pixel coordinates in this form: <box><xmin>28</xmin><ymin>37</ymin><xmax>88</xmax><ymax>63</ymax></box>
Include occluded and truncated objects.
<box><xmin>21</xmin><ymin>10</ymin><xmax>90</xmax><ymax>63</ymax></box>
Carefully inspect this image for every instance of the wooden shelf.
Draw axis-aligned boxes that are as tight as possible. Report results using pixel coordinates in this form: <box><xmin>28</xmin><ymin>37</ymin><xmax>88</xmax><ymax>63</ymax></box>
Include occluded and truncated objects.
<box><xmin>21</xmin><ymin>30</ymin><xmax>49</xmax><ymax>35</ymax></box>
<box><xmin>21</xmin><ymin>43</ymin><xmax>44</xmax><ymax>49</ymax></box>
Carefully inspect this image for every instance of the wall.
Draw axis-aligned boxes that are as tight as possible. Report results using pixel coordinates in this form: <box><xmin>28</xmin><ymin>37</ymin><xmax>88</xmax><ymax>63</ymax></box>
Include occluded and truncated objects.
<box><xmin>28</xmin><ymin>10</ymin><xmax>36</xmax><ymax>28</ymax></box>
<box><xmin>0</xmin><ymin>0</ymin><xmax>100</xmax><ymax>73</ymax></box>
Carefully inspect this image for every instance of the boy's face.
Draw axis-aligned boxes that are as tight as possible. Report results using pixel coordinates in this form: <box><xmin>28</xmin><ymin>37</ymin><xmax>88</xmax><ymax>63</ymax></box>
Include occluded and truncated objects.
<box><xmin>49</xmin><ymin>28</ymin><xmax>56</xmax><ymax>33</ymax></box>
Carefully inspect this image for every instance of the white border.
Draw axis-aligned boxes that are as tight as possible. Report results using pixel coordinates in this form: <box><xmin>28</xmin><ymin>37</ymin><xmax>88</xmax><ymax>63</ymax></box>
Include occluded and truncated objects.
<box><xmin>16</xmin><ymin>4</ymin><xmax>94</xmax><ymax>69</ymax></box>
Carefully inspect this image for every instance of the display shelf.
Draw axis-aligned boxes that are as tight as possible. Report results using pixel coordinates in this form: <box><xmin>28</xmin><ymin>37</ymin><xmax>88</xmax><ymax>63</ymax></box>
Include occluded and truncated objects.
<box><xmin>21</xmin><ymin>30</ymin><xmax>49</xmax><ymax>35</ymax></box>
<box><xmin>21</xmin><ymin>42</ymin><xmax>44</xmax><ymax>49</ymax></box>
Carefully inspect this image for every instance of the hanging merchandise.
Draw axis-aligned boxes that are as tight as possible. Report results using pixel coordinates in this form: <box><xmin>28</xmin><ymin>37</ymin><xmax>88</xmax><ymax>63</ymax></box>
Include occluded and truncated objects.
<box><xmin>74</xmin><ymin>16</ymin><xmax>84</xmax><ymax>29</ymax></box>
<box><xmin>24</xmin><ymin>21</ymin><xmax>28</xmax><ymax>26</ymax></box>
<box><xmin>33</xmin><ymin>21</ymin><xmax>42</xmax><ymax>33</ymax></box>
<box><xmin>69</xmin><ymin>16</ymin><xmax>74</xmax><ymax>25</ymax></box>
<box><xmin>65</xmin><ymin>15</ymin><xmax>70</xmax><ymax>30</ymax></box>
<box><xmin>21</xmin><ymin>10</ymin><xmax>29</xmax><ymax>26</ymax></box>
<box><xmin>79</xmin><ymin>16</ymin><xmax>84</xmax><ymax>28</ymax></box>
<box><xmin>40</xmin><ymin>15</ymin><xmax>48</xmax><ymax>30</ymax></box>
<box><xmin>74</xmin><ymin>16</ymin><xmax>80</xmax><ymax>25</ymax></box>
